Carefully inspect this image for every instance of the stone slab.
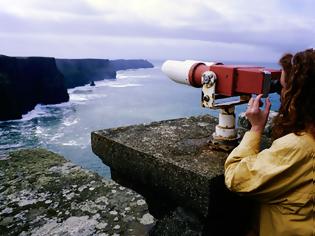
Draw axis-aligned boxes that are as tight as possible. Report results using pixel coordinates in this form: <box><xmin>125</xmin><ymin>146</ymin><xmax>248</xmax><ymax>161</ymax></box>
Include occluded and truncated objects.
<box><xmin>92</xmin><ymin>115</ymin><xmax>230</xmax><ymax>218</ymax></box>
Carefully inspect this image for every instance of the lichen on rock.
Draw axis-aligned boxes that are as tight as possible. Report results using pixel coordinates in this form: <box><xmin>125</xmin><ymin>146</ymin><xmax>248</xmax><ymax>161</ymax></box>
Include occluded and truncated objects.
<box><xmin>0</xmin><ymin>148</ymin><xmax>155</xmax><ymax>235</ymax></box>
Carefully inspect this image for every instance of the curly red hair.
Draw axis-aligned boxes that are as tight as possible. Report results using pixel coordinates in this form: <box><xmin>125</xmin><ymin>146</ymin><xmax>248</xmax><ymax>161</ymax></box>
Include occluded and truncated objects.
<box><xmin>272</xmin><ymin>49</ymin><xmax>315</xmax><ymax>139</ymax></box>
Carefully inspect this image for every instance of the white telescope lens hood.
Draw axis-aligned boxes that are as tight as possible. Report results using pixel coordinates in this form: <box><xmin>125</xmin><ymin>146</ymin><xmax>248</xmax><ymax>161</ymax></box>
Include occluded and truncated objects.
<box><xmin>162</xmin><ymin>60</ymin><xmax>216</xmax><ymax>86</ymax></box>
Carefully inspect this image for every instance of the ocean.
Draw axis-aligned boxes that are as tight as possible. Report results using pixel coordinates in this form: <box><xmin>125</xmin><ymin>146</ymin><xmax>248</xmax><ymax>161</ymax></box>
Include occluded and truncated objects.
<box><xmin>0</xmin><ymin>60</ymin><xmax>280</xmax><ymax>178</ymax></box>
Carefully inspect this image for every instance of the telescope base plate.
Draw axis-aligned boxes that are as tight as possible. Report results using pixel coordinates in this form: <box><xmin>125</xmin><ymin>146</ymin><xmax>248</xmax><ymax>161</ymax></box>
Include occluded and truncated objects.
<box><xmin>209</xmin><ymin>134</ymin><xmax>240</xmax><ymax>152</ymax></box>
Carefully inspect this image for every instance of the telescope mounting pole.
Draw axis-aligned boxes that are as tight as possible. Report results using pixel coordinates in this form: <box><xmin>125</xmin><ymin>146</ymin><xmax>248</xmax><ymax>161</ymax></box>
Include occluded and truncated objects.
<box><xmin>212</xmin><ymin>106</ymin><xmax>239</xmax><ymax>151</ymax></box>
<box><xmin>201</xmin><ymin>71</ymin><xmax>250</xmax><ymax>151</ymax></box>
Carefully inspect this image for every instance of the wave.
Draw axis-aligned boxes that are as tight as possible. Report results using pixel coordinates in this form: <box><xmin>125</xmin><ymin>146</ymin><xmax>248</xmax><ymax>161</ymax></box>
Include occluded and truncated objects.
<box><xmin>93</xmin><ymin>79</ymin><xmax>144</xmax><ymax>88</ymax></box>
<box><xmin>69</xmin><ymin>93</ymin><xmax>107</xmax><ymax>105</ymax></box>
<box><xmin>0</xmin><ymin>106</ymin><xmax>45</xmax><ymax>124</ymax></box>
<box><xmin>116</xmin><ymin>75</ymin><xmax>151</xmax><ymax>79</ymax></box>
<box><xmin>71</xmin><ymin>89</ymin><xmax>94</xmax><ymax>94</ymax></box>
<box><xmin>61</xmin><ymin>140</ymin><xmax>87</xmax><ymax>149</ymax></box>
<box><xmin>50</xmin><ymin>133</ymin><xmax>65</xmax><ymax>141</ymax></box>
<box><xmin>67</xmin><ymin>83</ymin><xmax>96</xmax><ymax>94</ymax></box>
<box><xmin>68</xmin><ymin>86</ymin><xmax>95</xmax><ymax>94</ymax></box>
<box><xmin>0</xmin><ymin>142</ymin><xmax>25</xmax><ymax>150</ymax></box>
<box><xmin>69</xmin><ymin>94</ymin><xmax>89</xmax><ymax>102</ymax></box>
<box><xmin>35</xmin><ymin>126</ymin><xmax>44</xmax><ymax>135</ymax></box>
<box><xmin>20</xmin><ymin>105</ymin><xmax>52</xmax><ymax>121</ymax></box>
<box><xmin>0</xmin><ymin>102</ymin><xmax>74</xmax><ymax>124</ymax></box>
<box><xmin>108</xmin><ymin>83</ymin><xmax>143</xmax><ymax>88</ymax></box>
<box><xmin>44</xmin><ymin>102</ymin><xmax>71</xmax><ymax>108</ymax></box>
<box><xmin>61</xmin><ymin>140</ymin><xmax>79</xmax><ymax>146</ymax></box>
<box><xmin>62</xmin><ymin>118</ymin><xmax>79</xmax><ymax>127</ymax></box>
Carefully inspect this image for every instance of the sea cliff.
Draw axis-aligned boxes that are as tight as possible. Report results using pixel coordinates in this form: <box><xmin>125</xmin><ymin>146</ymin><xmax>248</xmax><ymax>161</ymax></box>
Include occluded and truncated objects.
<box><xmin>0</xmin><ymin>55</ymin><xmax>69</xmax><ymax>121</ymax></box>
<box><xmin>0</xmin><ymin>55</ymin><xmax>154</xmax><ymax>121</ymax></box>
<box><xmin>56</xmin><ymin>58</ymin><xmax>153</xmax><ymax>89</ymax></box>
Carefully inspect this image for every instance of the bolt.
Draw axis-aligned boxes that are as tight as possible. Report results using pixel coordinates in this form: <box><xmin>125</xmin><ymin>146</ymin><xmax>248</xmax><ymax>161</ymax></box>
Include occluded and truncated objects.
<box><xmin>203</xmin><ymin>95</ymin><xmax>210</xmax><ymax>102</ymax></box>
<box><xmin>203</xmin><ymin>75</ymin><xmax>210</xmax><ymax>84</ymax></box>
<box><xmin>202</xmin><ymin>71</ymin><xmax>216</xmax><ymax>85</ymax></box>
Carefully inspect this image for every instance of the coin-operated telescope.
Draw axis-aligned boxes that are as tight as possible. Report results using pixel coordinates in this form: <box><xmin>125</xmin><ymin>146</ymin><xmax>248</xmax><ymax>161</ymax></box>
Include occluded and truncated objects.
<box><xmin>162</xmin><ymin>60</ymin><xmax>281</xmax><ymax>151</ymax></box>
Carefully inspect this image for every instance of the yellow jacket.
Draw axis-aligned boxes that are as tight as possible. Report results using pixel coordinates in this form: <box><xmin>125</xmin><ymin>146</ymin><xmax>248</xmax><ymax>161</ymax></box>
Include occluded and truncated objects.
<box><xmin>225</xmin><ymin>131</ymin><xmax>315</xmax><ymax>236</ymax></box>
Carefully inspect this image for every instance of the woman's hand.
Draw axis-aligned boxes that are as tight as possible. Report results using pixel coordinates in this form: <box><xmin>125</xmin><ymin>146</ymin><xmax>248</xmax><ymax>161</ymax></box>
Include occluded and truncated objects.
<box><xmin>245</xmin><ymin>94</ymin><xmax>271</xmax><ymax>133</ymax></box>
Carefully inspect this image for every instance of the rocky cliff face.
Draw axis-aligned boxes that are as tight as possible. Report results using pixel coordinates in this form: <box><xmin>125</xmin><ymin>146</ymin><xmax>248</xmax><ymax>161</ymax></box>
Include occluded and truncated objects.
<box><xmin>56</xmin><ymin>59</ymin><xmax>153</xmax><ymax>89</ymax></box>
<box><xmin>0</xmin><ymin>55</ymin><xmax>69</xmax><ymax>121</ymax></box>
<box><xmin>109</xmin><ymin>59</ymin><xmax>154</xmax><ymax>71</ymax></box>
<box><xmin>56</xmin><ymin>59</ymin><xmax>116</xmax><ymax>89</ymax></box>
<box><xmin>0</xmin><ymin>55</ymin><xmax>153</xmax><ymax>121</ymax></box>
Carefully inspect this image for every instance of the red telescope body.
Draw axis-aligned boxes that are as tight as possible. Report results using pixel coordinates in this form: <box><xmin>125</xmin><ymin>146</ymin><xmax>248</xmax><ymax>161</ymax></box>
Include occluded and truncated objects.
<box><xmin>162</xmin><ymin>60</ymin><xmax>282</xmax><ymax>148</ymax></box>
<box><xmin>162</xmin><ymin>60</ymin><xmax>282</xmax><ymax>97</ymax></box>
<box><xmin>162</xmin><ymin>60</ymin><xmax>281</xmax><ymax>148</ymax></box>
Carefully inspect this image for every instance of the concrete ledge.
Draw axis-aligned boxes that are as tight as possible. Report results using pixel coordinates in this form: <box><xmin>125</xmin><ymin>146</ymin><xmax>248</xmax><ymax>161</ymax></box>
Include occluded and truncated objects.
<box><xmin>92</xmin><ymin>115</ymin><xmax>229</xmax><ymax>218</ymax></box>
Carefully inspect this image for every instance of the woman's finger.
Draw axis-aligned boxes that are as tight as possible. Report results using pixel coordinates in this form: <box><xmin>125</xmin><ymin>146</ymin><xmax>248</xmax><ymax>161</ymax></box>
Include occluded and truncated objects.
<box><xmin>253</xmin><ymin>94</ymin><xmax>263</xmax><ymax>108</ymax></box>
<box><xmin>247</xmin><ymin>97</ymin><xmax>254</xmax><ymax>109</ymax></box>
<box><xmin>264</xmin><ymin>97</ymin><xmax>271</xmax><ymax>114</ymax></box>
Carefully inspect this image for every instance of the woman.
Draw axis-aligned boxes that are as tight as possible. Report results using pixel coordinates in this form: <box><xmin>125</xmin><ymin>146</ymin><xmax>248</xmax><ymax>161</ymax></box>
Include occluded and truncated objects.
<box><xmin>224</xmin><ymin>49</ymin><xmax>315</xmax><ymax>236</ymax></box>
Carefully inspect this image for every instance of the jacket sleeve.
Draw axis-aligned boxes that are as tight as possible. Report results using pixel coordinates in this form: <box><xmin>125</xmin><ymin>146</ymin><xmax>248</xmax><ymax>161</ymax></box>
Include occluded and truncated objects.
<box><xmin>224</xmin><ymin>131</ymin><xmax>304</xmax><ymax>202</ymax></box>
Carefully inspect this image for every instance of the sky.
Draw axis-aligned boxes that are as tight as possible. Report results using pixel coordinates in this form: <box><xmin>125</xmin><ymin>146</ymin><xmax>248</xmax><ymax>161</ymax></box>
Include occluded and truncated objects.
<box><xmin>0</xmin><ymin>0</ymin><xmax>314</xmax><ymax>62</ymax></box>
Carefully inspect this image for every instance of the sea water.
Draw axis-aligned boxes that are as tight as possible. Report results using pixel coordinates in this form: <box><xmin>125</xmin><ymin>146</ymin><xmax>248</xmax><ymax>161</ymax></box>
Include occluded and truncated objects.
<box><xmin>0</xmin><ymin>60</ymin><xmax>280</xmax><ymax>178</ymax></box>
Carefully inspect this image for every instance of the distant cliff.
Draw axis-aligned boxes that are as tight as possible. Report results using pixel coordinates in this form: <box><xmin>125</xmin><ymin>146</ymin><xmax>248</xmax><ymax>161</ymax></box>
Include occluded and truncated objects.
<box><xmin>56</xmin><ymin>59</ymin><xmax>153</xmax><ymax>89</ymax></box>
<box><xmin>0</xmin><ymin>55</ymin><xmax>69</xmax><ymax>121</ymax></box>
<box><xmin>0</xmin><ymin>55</ymin><xmax>153</xmax><ymax>121</ymax></box>
<box><xmin>55</xmin><ymin>59</ymin><xmax>115</xmax><ymax>89</ymax></box>
<box><xmin>109</xmin><ymin>59</ymin><xmax>154</xmax><ymax>71</ymax></box>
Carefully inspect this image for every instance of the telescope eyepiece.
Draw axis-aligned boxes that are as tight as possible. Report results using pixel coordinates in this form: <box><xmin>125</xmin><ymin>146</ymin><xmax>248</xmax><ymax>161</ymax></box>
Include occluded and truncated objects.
<box><xmin>270</xmin><ymin>79</ymin><xmax>282</xmax><ymax>95</ymax></box>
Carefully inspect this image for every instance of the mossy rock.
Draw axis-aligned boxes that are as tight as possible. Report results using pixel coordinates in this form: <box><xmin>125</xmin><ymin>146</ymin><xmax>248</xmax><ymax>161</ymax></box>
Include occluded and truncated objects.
<box><xmin>0</xmin><ymin>149</ymin><xmax>155</xmax><ymax>236</ymax></box>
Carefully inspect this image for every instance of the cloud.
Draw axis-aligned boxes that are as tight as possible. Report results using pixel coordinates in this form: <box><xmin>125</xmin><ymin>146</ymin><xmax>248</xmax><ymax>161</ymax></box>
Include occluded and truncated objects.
<box><xmin>0</xmin><ymin>32</ymin><xmax>281</xmax><ymax>63</ymax></box>
<box><xmin>0</xmin><ymin>0</ymin><xmax>314</xmax><ymax>60</ymax></box>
